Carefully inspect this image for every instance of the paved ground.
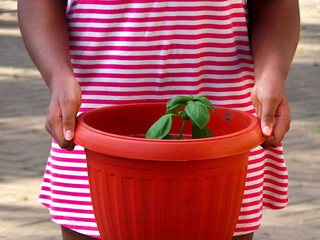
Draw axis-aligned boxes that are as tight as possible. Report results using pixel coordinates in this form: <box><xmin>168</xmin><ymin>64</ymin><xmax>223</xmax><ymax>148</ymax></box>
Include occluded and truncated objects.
<box><xmin>0</xmin><ymin>0</ymin><xmax>319</xmax><ymax>239</ymax></box>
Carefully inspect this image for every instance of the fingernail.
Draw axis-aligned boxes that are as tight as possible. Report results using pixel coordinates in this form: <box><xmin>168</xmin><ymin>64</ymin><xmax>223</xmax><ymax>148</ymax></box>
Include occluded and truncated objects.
<box><xmin>263</xmin><ymin>126</ymin><xmax>272</xmax><ymax>136</ymax></box>
<box><xmin>64</xmin><ymin>130</ymin><xmax>74</xmax><ymax>141</ymax></box>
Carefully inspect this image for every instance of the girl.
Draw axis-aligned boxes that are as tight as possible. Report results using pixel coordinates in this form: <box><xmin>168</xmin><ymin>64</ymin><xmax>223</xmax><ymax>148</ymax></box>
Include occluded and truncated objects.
<box><xmin>18</xmin><ymin>0</ymin><xmax>300</xmax><ymax>239</ymax></box>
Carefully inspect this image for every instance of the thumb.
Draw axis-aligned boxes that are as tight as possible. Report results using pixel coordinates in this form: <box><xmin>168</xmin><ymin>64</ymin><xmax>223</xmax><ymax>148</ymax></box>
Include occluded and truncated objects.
<box><xmin>260</xmin><ymin>104</ymin><xmax>276</xmax><ymax>137</ymax></box>
<box><xmin>61</xmin><ymin>102</ymin><xmax>77</xmax><ymax>141</ymax></box>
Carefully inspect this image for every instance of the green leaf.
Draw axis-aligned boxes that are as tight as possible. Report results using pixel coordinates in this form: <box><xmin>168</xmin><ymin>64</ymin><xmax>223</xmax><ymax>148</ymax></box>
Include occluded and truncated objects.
<box><xmin>166</xmin><ymin>96</ymin><xmax>192</xmax><ymax>113</ymax></box>
<box><xmin>163</xmin><ymin>134</ymin><xmax>180</xmax><ymax>139</ymax></box>
<box><xmin>166</xmin><ymin>103</ymin><xmax>186</xmax><ymax>114</ymax></box>
<box><xmin>185</xmin><ymin>101</ymin><xmax>210</xmax><ymax>129</ymax></box>
<box><xmin>193</xmin><ymin>96</ymin><xmax>216</xmax><ymax>113</ymax></box>
<box><xmin>178</xmin><ymin>111</ymin><xmax>189</xmax><ymax>120</ymax></box>
<box><xmin>192</xmin><ymin>125</ymin><xmax>213</xmax><ymax>139</ymax></box>
<box><xmin>145</xmin><ymin>114</ymin><xmax>173</xmax><ymax>139</ymax></box>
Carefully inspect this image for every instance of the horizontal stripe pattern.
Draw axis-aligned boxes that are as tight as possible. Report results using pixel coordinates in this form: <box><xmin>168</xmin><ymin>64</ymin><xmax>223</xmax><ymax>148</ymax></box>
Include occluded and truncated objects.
<box><xmin>39</xmin><ymin>0</ymin><xmax>288</xmax><ymax>238</ymax></box>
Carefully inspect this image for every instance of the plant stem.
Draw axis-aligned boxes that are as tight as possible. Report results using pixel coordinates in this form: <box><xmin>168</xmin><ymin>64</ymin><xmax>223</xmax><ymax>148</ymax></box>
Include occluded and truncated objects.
<box><xmin>179</xmin><ymin>119</ymin><xmax>187</xmax><ymax>139</ymax></box>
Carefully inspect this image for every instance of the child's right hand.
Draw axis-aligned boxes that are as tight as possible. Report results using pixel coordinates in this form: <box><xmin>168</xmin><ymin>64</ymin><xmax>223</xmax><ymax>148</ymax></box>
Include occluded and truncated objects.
<box><xmin>45</xmin><ymin>77</ymin><xmax>82</xmax><ymax>151</ymax></box>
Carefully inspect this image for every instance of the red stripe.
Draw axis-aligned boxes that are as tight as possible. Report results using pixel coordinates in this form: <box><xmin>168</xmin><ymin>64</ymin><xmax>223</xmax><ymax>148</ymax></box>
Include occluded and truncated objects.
<box><xmin>47</xmin><ymin>163</ymin><xmax>88</xmax><ymax>172</ymax></box>
<box><xmin>69</xmin><ymin>22</ymin><xmax>247</xmax><ymax>33</ymax></box>
<box><xmin>264</xmin><ymin>170</ymin><xmax>288</xmax><ymax>180</ymax></box>
<box><xmin>45</xmin><ymin>170</ymin><xmax>89</xmax><ymax>181</ymax></box>
<box><xmin>70</xmin><ymin>0</ymin><xmax>230</xmax><ymax>5</ymax></box>
<box><xmin>68</xmin><ymin>12</ymin><xmax>245</xmax><ymax>24</ymax></box>
<box><xmin>263</xmin><ymin>202</ymin><xmax>286</xmax><ymax>209</ymax></box>
<box><xmin>264</xmin><ymin>178</ymin><xmax>288</xmax><ymax>188</ymax></box>
<box><xmin>263</xmin><ymin>186</ymin><xmax>288</xmax><ymax>195</ymax></box>
<box><xmin>249</xmin><ymin>148</ymin><xmax>265</xmax><ymax>156</ymax></box>
<box><xmin>49</xmin><ymin>154</ymin><xmax>86</xmax><ymax>163</ymax></box>
<box><xmin>49</xmin><ymin>206</ymin><xmax>94</xmax><ymax>214</ymax></box>
<box><xmin>237</xmin><ymin>215</ymin><xmax>262</xmax><ymax>224</ymax></box>
<box><xmin>52</xmin><ymin>215</ymin><xmax>96</xmax><ymax>222</ymax></box>
<box><xmin>267</xmin><ymin>145</ymin><xmax>283</xmax><ymax>154</ymax></box>
<box><xmin>74</xmin><ymin>67</ymin><xmax>253</xmax><ymax>79</ymax></box>
<box><xmin>247</xmin><ymin>158</ymin><xmax>264</xmax><ymax>167</ymax></box>
<box><xmin>51</xmin><ymin>198</ymin><xmax>92</xmax><ymax>206</ymax></box>
<box><xmin>40</xmin><ymin>186</ymin><xmax>52</xmax><ymax>192</ymax></box>
<box><xmin>246</xmin><ymin>164</ymin><xmax>264</xmax><ymax>174</ymax></box>
<box><xmin>239</xmin><ymin>205</ymin><xmax>262</xmax><ymax>216</ymax></box>
<box><xmin>244</xmin><ymin>182</ymin><xmax>263</xmax><ymax>191</ymax></box>
<box><xmin>71</xmin><ymin>51</ymin><xmax>252</xmax><ymax>61</ymax></box>
<box><xmin>235</xmin><ymin>225</ymin><xmax>260</xmax><ymax>233</ymax></box>
<box><xmin>69</xmin><ymin>4</ymin><xmax>244</xmax><ymax>15</ymax></box>
<box><xmin>243</xmin><ymin>190</ymin><xmax>263</xmax><ymax>199</ymax></box>
<box><xmin>72</xmin><ymin>60</ymin><xmax>252</xmax><ymax>70</ymax></box>
<box><xmin>263</xmin><ymin>194</ymin><xmax>288</xmax><ymax>203</ymax></box>
<box><xmin>264</xmin><ymin>161</ymin><xmax>287</xmax><ymax>172</ymax></box>
<box><xmin>78</xmin><ymin>75</ymin><xmax>254</xmax><ymax>87</ymax></box>
<box><xmin>43</xmin><ymin>179</ymin><xmax>89</xmax><ymax>189</ymax></box>
<box><xmin>39</xmin><ymin>194</ymin><xmax>51</xmax><ymax>200</ymax></box>
<box><xmin>49</xmin><ymin>189</ymin><xmax>91</xmax><ymax>198</ymax></box>
<box><xmin>70</xmin><ymin>42</ymin><xmax>249</xmax><ymax>52</ymax></box>
<box><xmin>81</xmin><ymin>86</ymin><xmax>253</xmax><ymax>96</ymax></box>
<box><xmin>245</xmin><ymin>172</ymin><xmax>264</xmax><ymax>183</ymax></box>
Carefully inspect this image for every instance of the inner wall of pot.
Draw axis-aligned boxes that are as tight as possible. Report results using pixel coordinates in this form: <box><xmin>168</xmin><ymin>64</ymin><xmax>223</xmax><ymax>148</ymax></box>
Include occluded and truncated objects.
<box><xmin>82</xmin><ymin>103</ymin><xmax>252</xmax><ymax>138</ymax></box>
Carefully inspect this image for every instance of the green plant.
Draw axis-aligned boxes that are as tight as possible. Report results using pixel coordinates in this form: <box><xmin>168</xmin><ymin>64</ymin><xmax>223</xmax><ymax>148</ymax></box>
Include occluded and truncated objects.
<box><xmin>145</xmin><ymin>96</ymin><xmax>216</xmax><ymax>139</ymax></box>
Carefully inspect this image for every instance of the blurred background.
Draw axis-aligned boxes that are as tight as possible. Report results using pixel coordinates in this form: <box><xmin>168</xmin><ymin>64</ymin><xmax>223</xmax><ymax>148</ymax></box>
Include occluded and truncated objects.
<box><xmin>0</xmin><ymin>0</ymin><xmax>319</xmax><ymax>239</ymax></box>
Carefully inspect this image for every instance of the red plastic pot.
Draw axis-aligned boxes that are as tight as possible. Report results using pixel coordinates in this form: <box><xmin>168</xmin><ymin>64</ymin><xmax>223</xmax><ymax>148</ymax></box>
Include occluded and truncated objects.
<box><xmin>74</xmin><ymin>103</ymin><xmax>265</xmax><ymax>240</ymax></box>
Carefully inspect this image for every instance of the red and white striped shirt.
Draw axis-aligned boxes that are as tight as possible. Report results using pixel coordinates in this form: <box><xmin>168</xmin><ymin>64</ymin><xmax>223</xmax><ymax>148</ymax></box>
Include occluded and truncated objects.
<box><xmin>39</xmin><ymin>0</ymin><xmax>288</xmax><ymax>237</ymax></box>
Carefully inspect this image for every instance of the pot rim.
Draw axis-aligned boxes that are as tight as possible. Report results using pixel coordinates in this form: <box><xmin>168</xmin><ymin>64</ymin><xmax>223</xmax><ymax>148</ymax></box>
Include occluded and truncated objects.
<box><xmin>74</xmin><ymin>103</ymin><xmax>266</xmax><ymax>160</ymax></box>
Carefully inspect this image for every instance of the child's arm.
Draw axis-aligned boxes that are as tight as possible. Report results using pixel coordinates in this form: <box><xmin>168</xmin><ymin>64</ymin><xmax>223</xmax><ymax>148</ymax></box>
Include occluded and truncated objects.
<box><xmin>247</xmin><ymin>0</ymin><xmax>300</xmax><ymax>149</ymax></box>
<box><xmin>18</xmin><ymin>0</ymin><xmax>81</xmax><ymax>151</ymax></box>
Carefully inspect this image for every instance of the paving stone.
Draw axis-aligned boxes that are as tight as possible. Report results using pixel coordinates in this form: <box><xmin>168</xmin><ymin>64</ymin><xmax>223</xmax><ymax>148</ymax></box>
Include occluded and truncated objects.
<box><xmin>1</xmin><ymin>0</ymin><xmax>320</xmax><ymax>239</ymax></box>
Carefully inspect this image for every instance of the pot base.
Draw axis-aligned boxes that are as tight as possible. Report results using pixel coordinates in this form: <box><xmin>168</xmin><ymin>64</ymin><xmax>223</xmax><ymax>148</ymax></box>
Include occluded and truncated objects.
<box><xmin>87</xmin><ymin>150</ymin><xmax>248</xmax><ymax>240</ymax></box>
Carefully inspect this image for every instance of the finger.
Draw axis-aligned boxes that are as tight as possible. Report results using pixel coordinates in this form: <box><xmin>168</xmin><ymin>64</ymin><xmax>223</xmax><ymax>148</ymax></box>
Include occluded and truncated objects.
<box><xmin>261</xmin><ymin>135</ymin><xmax>275</xmax><ymax>149</ymax></box>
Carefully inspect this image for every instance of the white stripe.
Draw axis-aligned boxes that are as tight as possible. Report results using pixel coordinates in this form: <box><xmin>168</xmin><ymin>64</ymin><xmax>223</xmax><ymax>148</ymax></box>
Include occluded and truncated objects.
<box><xmin>263</xmin><ymin>175</ymin><xmax>289</xmax><ymax>183</ymax></box>
<box><xmin>243</xmin><ymin>185</ymin><xmax>263</xmax><ymax>195</ymax></box>
<box><xmin>238</xmin><ymin>212</ymin><xmax>262</xmax><ymax>220</ymax></box>
<box><xmin>263</xmin><ymin>197</ymin><xmax>288</xmax><ymax>206</ymax></box>
<box><xmin>49</xmin><ymin>210</ymin><xmax>95</xmax><ymax>219</ymax></box>
<box><xmin>73</xmin><ymin>64</ymin><xmax>253</xmax><ymax>74</ymax></box>
<box><xmin>70</xmin><ymin>38</ymin><xmax>250</xmax><ymax>48</ymax></box>
<box><xmin>79</xmin><ymin>103</ymin><xmax>254</xmax><ymax>111</ymax></box>
<box><xmin>52</xmin><ymin>219</ymin><xmax>97</xmax><ymax>227</ymax></box>
<box><xmin>46</xmin><ymin>165</ymin><xmax>89</xmax><ymax>176</ymax></box>
<box><xmin>240</xmin><ymin>201</ymin><xmax>262</xmax><ymax>210</ymax></box>
<box><xmin>71</xmin><ymin>57</ymin><xmax>252</xmax><ymax>65</ymax></box>
<box><xmin>80</xmin><ymin>82</ymin><xmax>254</xmax><ymax>92</ymax></box>
<box><xmin>49</xmin><ymin>195</ymin><xmax>92</xmax><ymax>202</ymax></box>
<box><xmin>69</xmin><ymin>27</ymin><xmax>248</xmax><ymax>37</ymax></box>
<box><xmin>49</xmin><ymin>159</ymin><xmax>87</xmax><ymax>168</ymax></box>
<box><xmin>50</xmin><ymin>152</ymin><xmax>86</xmax><ymax>160</ymax></box>
<box><xmin>264</xmin><ymin>150</ymin><xmax>284</xmax><ymax>159</ymax></box>
<box><xmin>263</xmin><ymin>182</ymin><xmax>288</xmax><ymax>191</ymax></box>
<box><xmin>70</xmin><ymin>47</ymin><xmax>251</xmax><ymax>56</ymax></box>
<box><xmin>76</xmin><ymin>72</ymin><xmax>254</xmax><ymax>82</ymax></box>
<box><xmin>244</xmin><ymin>179</ymin><xmax>263</xmax><ymax>187</ymax></box>
<box><xmin>48</xmin><ymin>185</ymin><xmax>91</xmax><ymax>193</ymax></box>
